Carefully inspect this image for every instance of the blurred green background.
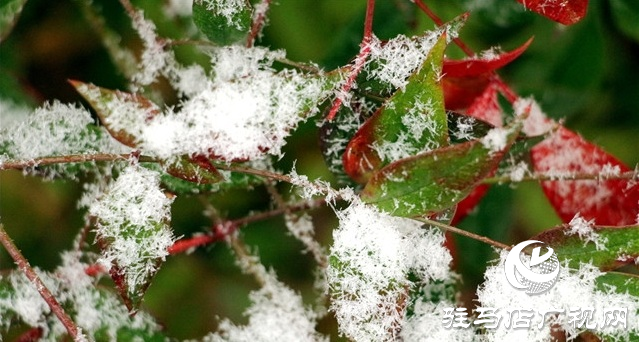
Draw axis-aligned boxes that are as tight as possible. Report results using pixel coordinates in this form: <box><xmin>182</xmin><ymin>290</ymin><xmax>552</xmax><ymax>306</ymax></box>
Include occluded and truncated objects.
<box><xmin>1</xmin><ymin>0</ymin><xmax>638</xmax><ymax>340</ymax></box>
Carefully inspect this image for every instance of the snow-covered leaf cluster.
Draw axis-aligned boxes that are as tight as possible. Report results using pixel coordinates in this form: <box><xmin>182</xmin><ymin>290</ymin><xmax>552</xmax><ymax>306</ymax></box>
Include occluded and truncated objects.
<box><xmin>0</xmin><ymin>101</ymin><xmax>125</xmax><ymax>165</ymax></box>
<box><xmin>326</xmin><ymin>200</ymin><xmax>452</xmax><ymax>341</ymax></box>
<box><xmin>0</xmin><ymin>251</ymin><xmax>163</xmax><ymax>340</ymax></box>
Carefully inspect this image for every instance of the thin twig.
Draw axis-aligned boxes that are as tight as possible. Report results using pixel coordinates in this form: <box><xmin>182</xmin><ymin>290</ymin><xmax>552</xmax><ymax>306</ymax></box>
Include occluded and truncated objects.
<box><xmin>326</xmin><ymin>0</ymin><xmax>376</xmax><ymax>121</ymax></box>
<box><xmin>483</xmin><ymin>171</ymin><xmax>639</xmax><ymax>185</ymax></box>
<box><xmin>215</xmin><ymin>163</ymin><xmax>294</xmax><ymax>183</ymax></box>
<box><xmin>168</xmin><ymin>198</ymin><xmax>326</xmax><ymax>255</ymax></box>
<box><xmin>0</xmin><ymin>224</ymin><xmax>85</xmax><ymax>340</ymax></box>
<box><xmin>228</xmin><ymin>234</ymin><xmax>268</xmax><ymax>286</ymax></box>
<box><xmin>414</xmin><ymin>217</ymin><xmax>511</xmax><ymax>250</ymax></box>
<box><xmin>246</xmin><ymin>0</ymin><xmax>272</xmax><ymax>47</ymax></box>
<box><xmin>0</xmin><ymin>154</ymin><xmax>156</xmax><ymax>170</ymax></box>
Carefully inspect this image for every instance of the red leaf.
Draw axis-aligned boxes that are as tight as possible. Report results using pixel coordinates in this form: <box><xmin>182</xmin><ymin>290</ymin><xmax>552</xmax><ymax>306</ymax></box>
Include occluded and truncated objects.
<box><xmin>465</xmin><ymin>82</ymin><xmax>504</xmax><ymax>127</ymax></box>
<box><xmin>442</xmin><ymin>38</ymin><xmax>533</xmax><ymax>78</ymax></box>
<box><xmin>531</xmin><ymin>126</ymin><xmax>639</xmax><ymax>225</ymax></box>
<box><xmin>442</xmin><ymin>38</ymin><xmax>532</xmax><ymax>110</ymax></box>
<box><xmin>516</xmin><ymin>0</ymin><xmax>588</xmax><ymax>25</ymax></box>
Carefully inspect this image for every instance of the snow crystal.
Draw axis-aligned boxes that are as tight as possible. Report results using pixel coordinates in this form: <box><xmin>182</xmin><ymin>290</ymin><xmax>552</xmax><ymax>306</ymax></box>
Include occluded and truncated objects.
<box><xmin>285</xmin><ymin>213</ymin><xmax>325</xmax><ymax>264</ymax></box>
<box><xmin>327</xmin><ymin>201</ymin><xmax>452</xmax><ymax>341</ymax></box>
<box><xmin>364</xmin><ymin>32</ymin><xmax>440</xmax><ymax>91</ymax></box>
<box><xmin>481</xmin><ymin>127</ymin><xmax>509</xmax><ymax>152</ymax></box>
<box><xmin>0</xmin><ymin>101</ymin><xmax>126</xmax><ymax>163</ymax></box>
<box><xmin>509</xmin><ymin>161</ymin><xmax>529</xmax><ymax>182</ymax></box>
<box><xmin>204</xmin><ymin>272</ymin><xmax>326</xmax><ymax>342</ymax></box>
<box><xmin>477</xmin><ymin>251</ymin><xmax>639</xmax><ymax>341</ymax></box>
<box><xmin>131</xmin><ymin>10</ymin><xmax>170</xmax><ymax>87</ymax></box>
<box><xmin>197</xmin><ymin>0</ymin><xmax>249</xmax><ymax>29</ymax></box>
<box><xmin>89</xmin><ymin>165</ymin><xmax>175</xmax><ymax>295</ymax></box>
<box><xmin>372</xmin><ymin>99</ymin><xmax>443</xmax><ymax>163</ymax></box>
<box><xmin>565</xmin><ymin>214</ymin><xmax>606</xmax><ymax>250</ymax></box>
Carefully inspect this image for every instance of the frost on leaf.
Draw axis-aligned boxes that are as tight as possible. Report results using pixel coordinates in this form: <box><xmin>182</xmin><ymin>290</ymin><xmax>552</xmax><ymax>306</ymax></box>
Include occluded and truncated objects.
<box><xmin>0</xmin><ymin>251</ymin><xmax>163</xmax><ymax>340</ymax></box>
<box><xmin>0</xmin><ymin>101</ymin><xmax>126</xmax><ymax>171</ymax></box>
<box><xmin>204</xmin><ymin>272</ymin><xmax>327</xmax><ymax>342</ymax></box>
<box><xmin>89</xmin><ymin>165</ymin><xmax>175</xmax><ymax>312</ymax></box>
<box><xmin>327</xmin><ymin>201</ymin><xmax>452</xmax><ymax>341</ymax></box>
<box><xmin>565</xmin><ymin>214</ymin><xmax>606</xmax><ymax>250</ymax></box>
<box><xmin>193</xmin><ymin>0</ymin><xmax>253</xmax><ymax>45</ymax></box>
<box><xmin>477</xmin><ymin>251</ymin><xmax>639</xmax><ymax>341</ymax></box>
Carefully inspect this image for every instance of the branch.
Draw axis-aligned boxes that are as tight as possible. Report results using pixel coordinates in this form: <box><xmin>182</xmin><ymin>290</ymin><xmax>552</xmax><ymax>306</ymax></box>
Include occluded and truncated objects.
<box><xmin>414</xmin><ymin>217</ymin><xmax>511</xmax><ymax>250</ymax></box>
<box><xmin>325</xmin><ymin>0</ymin><xmax>376</xmax><ymax>121</ymax></box>
<box><xmin>483</xmin><ymin>171</ymin><xmax>639</xmax><ymax>185</ymax></box>
<box><xmin>0</xmin><ymin>154</ymin><xmax>156</xmax><ymax>171</ymax></box>
<box><xmin>168</xmin><ymin>198</ymin><xmax>326</xmax><ymax>254</ymax></box>
<box><xmin>0</xmin><ymin>224</ymin><xmax>85</xmax><ymax>341</ymax></box>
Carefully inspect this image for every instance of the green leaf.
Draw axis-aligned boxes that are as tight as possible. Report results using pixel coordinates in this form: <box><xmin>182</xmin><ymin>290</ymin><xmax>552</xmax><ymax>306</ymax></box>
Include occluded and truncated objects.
<box><xmin>343</xmin><ymin>34</ymin><xmax>449</xmax><ymax>184</ymax></box>
<box><xmin>192</xmin><ymin>0</ymin><xmax>253</xmax><ymax>46</ymax></box>
<box><xmin>610</xmin><ymin>0</ymin><xmax>639</xmax><ymax>42</ymax></box>
<box><xmin>361</xmin><ymin>118</ymin><xmax>523</xmax><ymax>217</ymax></box>
<box><xmin>533</xmin><ymin>224</ymin><xmax>639</xmax><ymax>271</ymax></box>
<box><xmin>0</xmin><ymin>0</ymin><xmax>27</xmax><ymax>43</ymax></box>
<box><xmin>71</xmin><ymin>81</ymin><xmax>160</xmax><ymax>148</ymax></box>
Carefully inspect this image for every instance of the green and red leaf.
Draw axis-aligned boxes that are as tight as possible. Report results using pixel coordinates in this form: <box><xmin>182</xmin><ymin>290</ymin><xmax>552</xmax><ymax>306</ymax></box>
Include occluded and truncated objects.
<box><xmin>343</xmin><ymin>34</ymin><xmax>449</xmax><ymax>184</ymax></box>
<box><xmin>361</xmin><ymin>117</ymin><xmax>523</xmax><ymax>217</ymax></box>
<box><xmin>71</xmin><ymin>81</ymin><xmax>160</xmax><ymax>148</ymax></box>
<box><xmin>534</xmin><ymin>223</ymin><xmax>639</xmax><ymax>270</ymax></box>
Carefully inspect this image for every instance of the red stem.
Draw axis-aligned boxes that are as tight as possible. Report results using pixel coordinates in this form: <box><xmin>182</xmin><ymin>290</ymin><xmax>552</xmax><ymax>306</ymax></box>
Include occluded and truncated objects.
<box><xmin>413</xmin><ymin>0</ymin><xmax>475</xmax><ymax>57</ymax></box>
<box><xmin>246</xmin><ymin>0</ymin><xmax>272</xmax><ymax>47</ymax></box>
<box><xmin>326</xmin><ymin>0</ymin><xmax>376</xmax><ymax>121</ymax></box>
<box><xmin>0</xmin><ymin>224</ymin><xmax>84</xmax><ymax>341</ymax></box>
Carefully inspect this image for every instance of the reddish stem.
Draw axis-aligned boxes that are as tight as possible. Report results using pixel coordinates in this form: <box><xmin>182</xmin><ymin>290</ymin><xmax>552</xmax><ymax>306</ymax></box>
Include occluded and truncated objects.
<box><xmin>413</xmin><ymin>0</ymin><xmax>475</xmax><ymax>57</ymax></box>
<box><xmin>326</xmin><ymin>0</ymin><xmax>376</xmax><ymax>121</ymax></box>
<box><xmin>0</xmin><ymin>224</ymin><xmax>84</xmax><ymax>341</ymax></box>
<box><xmin>168</xmin><ymin>198</ymin><xmax>325</xmax><ymax>255</ymax></box>
<box><xmin>246</xmin><ymin>0</ymin><xmax>272</xmax><ymax>47</ymax></box>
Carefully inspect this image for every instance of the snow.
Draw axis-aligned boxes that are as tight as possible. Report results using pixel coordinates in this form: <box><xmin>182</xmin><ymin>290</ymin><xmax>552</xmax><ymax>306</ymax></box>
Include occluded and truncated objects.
<box><xmin>364</xmin><ymin>32</ymin><xmax>440</xmax><ymax>91</ymax></box>
<box><xmin>326</xmin><ymin>200</ymin><xmax>452</xmax><ymax>341</ymax></box>
<box><xmin>130</xmin><ymin>11</ymin><xmax>170</xmax><ymax>88</ymax></box>
<box><xmin>481</xmin><ymin>127</ymin><xmax>509</xmax><ymax>152</ymax></box>
<box><xmin>88</xmin><ymin>165</ymin><xmax>175</xmax><ymax>295</ymax></box>
<box><xmin>515</xmin><ymin>97</ymin><xmax>555</xmax><ymax>137</ymax></box>
<box><xmin>204</xmin><ymin>272</ymin><xmax>327</xmax><ymax>342</ymax></box>
<box><xmin>477</xmin><ymin>251</ymin><xmax>639</xmax><ymax>341</ymax></box>
<box><xmin>197</xmin><ymin>0</ymin><xmax>250</xmax><ymax>29</ymax></box>
<box><xmin>565</xmin><ymin>214</ymin><xmax>606</xmax><ymax>250</ymax></box>
<box><xmin>99</xmin><ymin>45</ymin><xmax>328</xmax><ymax>161</ymax></box>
